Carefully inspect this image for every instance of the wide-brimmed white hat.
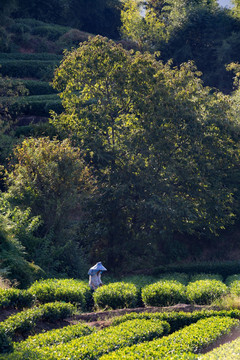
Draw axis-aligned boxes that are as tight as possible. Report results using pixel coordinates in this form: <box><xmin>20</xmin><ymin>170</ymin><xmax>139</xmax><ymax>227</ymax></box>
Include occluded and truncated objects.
<box><xmin>88</xmin><ymin>262</ymin><xmax>107</xmax><ymax>275</ymax></box>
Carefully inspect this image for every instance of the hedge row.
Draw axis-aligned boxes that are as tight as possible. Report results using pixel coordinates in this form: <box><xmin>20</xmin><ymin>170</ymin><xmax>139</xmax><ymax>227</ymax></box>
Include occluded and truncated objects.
<box><xmin>6</xmin><ymin>94</ymin><xmax>63</xmax><ymax>116</ymax></box>
<box><xmin>0</xmin><ymin>53</ymin><xmax>62</xmax><ymax>61</ymax></box>
<box><xmin>0</xmin><ymin>289</ymin><xmax>34</xmax><ymax>309</ymax></box>
<box><xmin>100</xmin><ymin>316</ymin><xmax>239</xmax><ymax>359</ymax></box>
<box><xmin>111</xmin><ymin>309</ymin><xmax>240</xmax><ymax>332</ymax></box>
<box><xmin>2</xmin><ymin>319</ymin><xmax>170</xmax><ymax>359</ymax></box>
<box><xmin>94</xmin><ymin>279</ymin><xmax>229</xmax><ymax>309</ymax></box>
<box><xmin>14</xmin><ymin>322</ymin><xmax>94</xmax><ymax>352</ymax></box>
<box><xmin>0</xmin><ymin>60</ymin><xmax>59</xmax><ymax>80</ymax></box>
<box><xmin>28</xmin><ymin>279</ymin><xmax>91</xmax><ymax>310</ymax></box>
<box><xmin>152</xmin><ymin>261</ymin><xmax>240</xmax><ymax>278</ymax></box>
<box><xmin>0</xmin><ymin>302</ymin><xmax>76</xmax><ymax>353</ymax></box>
<box><xmin>12</xmin><ymin>80</ymin><xmax>57</xmax><ymax>95</ymax></box>
<box><xmin>199</xmin><ymin>336</ymin><xmax>240</xmax><ymax>359</ymax></box>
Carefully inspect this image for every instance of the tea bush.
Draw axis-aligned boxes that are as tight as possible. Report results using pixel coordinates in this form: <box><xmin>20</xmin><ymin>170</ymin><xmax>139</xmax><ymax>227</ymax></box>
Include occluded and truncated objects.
<box><xmin>225</xmin><ymin>274</ymin><xmax>240</xmax><ymax>285</ymax></box>
<box><xmin>0</xmin><ymin>327</ymin><xmax>12</xmax><ymax>354</ymax></box>
<box><xmin>141</xmin><ymin>280</ymin><xmax>187</xmax><ymax>307</ymax></box>
<box><xmin>229</xmin><ymin>280</ymin><xmax>240</xmax><ymax>296</ymax></box>
<box><xmin>0</xmin><ymin>289</ymin><xmax>34</xmax><ymax>309</ymax></box>
<box><xmin>190</xmin><ymin>273</ymin><xmax>223</xmax><ymax>282</ymax></box>
<box><xmin>13</xmin><ymin>80</ymin><xmax>56</xmax><ymax>95</ymax></box>
<box><xmin>3</xmin><ymin>319</ymin><xmax>170</xmax><ymax>359</ymax></box>
<box><xmin>28</xmin><ymin>279</ymin><xmax>91</xmax><ymax>310</ymax></box>
<box><xmin>186</xmin><ymin>280</ymin><xmax>228</xmax><ymax>305</ymax></box>
<box><xmin>111</xmin><ymin>309</ymin><xmax>240</xmax><ymax>332</ymax></box>
<box><xmin>100</xmin><ymin>316</ymin><xmax>239</xmax><ymax>359</ymax></box>
<box><xmin>93</xmin><ymin>282</ymin><xmax>138</xmax><ymax>309</ymax></box>
<box><xmin>0</xmin><ymin>60</ymin><xmax>59</xmax><ymax>80</ymax></box>
<box><xmin>14</xmin><ymin>322</ymin><xmax>94</xmax><ymax>352</ymax></box>
<box><xmin>199</xmin><ymin>336</ymin><xmax>240</xmax><ymax>359</ymax></box>
<box><xmin>122</xmin><ymin>275</ymin><xmax>158</xmax><ymax>306</ymax></box>
<box><xmin>157</xmin><ymin>273</ymin><xmax>189</xmax><ymax>285</ymax></box>
<box><xmin>1</xmin><ymin>302</ymin><xmax>76</xmax><ymax>340</ymax></box>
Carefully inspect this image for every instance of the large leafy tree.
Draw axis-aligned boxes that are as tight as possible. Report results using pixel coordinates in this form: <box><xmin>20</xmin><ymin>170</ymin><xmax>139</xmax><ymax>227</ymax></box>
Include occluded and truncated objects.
<box><xmin>5</xmin><ymin>137</ymin><xmax>94</xmax><ymax>276</ymax></box>
<box><xmin>121</xmin><ymin>0</ymin><xmax>240</xmax><ymax>92</ymax></box>
<box><xmin>50</xmin><ymin>36</ymin><xmax>240</xmax><ymax>269</ymax></box>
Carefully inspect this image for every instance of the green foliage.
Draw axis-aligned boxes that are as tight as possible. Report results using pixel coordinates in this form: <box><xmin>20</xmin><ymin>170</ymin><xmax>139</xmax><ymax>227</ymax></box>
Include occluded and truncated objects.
<box><xmin>199</xmin><ymin>336</ymin><xmax>240</xmax><ymax>359</ymax></box>
<box><xmin>0</xmin><ymin>60</ymin><xmax>59</xmax><ymax>81</ymax></box>
<box><xmin>189</xmin><ymin>273</ymin><xmax>223</xmax><ymax>282</ymax></box>
<box><xmin>1</xmin><ymin>302</ymin><xmax>76</xmax><ymax>339</ymax></box>
<box><xmin>100</xmin><ymin>316</ymin><xmax>239</xmax><ymax>359</ymax></box>
<box><xmin>121</xmin><ymin>0</ymin><xmax>166</xmax><ymax>50</ymax></box>
<box><xmin>11</xmin><ymin>80</ymin><xmax>57</xmax><ymax>96</ymax></box>
<box><xmin>6</xmin><ymin>94</ymin><xmax>63</xmax><ymax>117</ymax></box>
<box><xmin>157</xmin><ymin>272</ymin><xmax>189</xmax><ymax>285</ymax></box>
<box><xmin>51</xmin><ymin>35</ymin><xmax>240</xmax><ymax>270</ymax></box>
<box><xmin>0</xmin><ymin>327</ymin><xmax>12</xmax><ymax>354</ymax></box>
<box><xmin>37</xmin><ymin>318</ymin><xmax>170</xmax><ymax>360</ymax></box>
<box><xmin>153</xmin><ymin>261</ymin><xmax>240</xmax><ymax>279</ymax></box>
<box><xmin>93</xmin><ymin>282</ymin><xmax>138</xmax><ymax>309</ymax></box>
<box><xmin>0</xmin><ymin>288</ymin><xmax>34</xmax><ymax>309</ymax></box>
<box><xmin>141</xmin><ymin>280</ymin><xmax>187</xmax><ymax>306</ymax></box>
<box><xmin>28</xmin><ymin>279</ymin><xmax>91</xmax><ymax>310</ymax></box>
<box><xmin>229</xmin><ymin>280</ymin><xmax>240</xmax><ymax>296</ymax></box>
<box><xmin>14</xmin><ymin>322</ymin><xmax>94</xmax><ymax>352</ymax></box>
<box><xmin>225</xmin><ymin>274</ymin><xmax>240</xmax><ymax>285</ymax></box>
<box><xmin>186</xmin><ymin>280</ymin><xmax>228</xmax><ymax>304</ymax></box>
<box><xmin>111</xmin><ymin>308</ymin><xmax>240</xmax><ymax>330</ymax></box>
<box><xmin>5</xmin><ymin>137</ymin><xmax>94</xmax><ymax>277</ymax></box>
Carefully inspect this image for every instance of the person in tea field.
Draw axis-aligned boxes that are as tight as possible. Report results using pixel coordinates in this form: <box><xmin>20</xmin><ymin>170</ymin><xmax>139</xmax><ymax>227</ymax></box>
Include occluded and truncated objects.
<box><xmin>88</xmin><ymin>262</ymin><xmax>107</xmax><ymax>291</ymax></box>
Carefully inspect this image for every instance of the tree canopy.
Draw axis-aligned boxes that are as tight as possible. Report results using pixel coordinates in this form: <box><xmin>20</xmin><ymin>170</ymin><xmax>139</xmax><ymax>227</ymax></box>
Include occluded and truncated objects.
<box><xmin>50</xmin><ymin>36</ymin><xmax>240</xmax><ymax>269</ymax></box>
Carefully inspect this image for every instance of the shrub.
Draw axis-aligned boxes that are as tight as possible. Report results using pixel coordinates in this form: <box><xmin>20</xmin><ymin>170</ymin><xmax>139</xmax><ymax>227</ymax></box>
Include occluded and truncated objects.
<box><xmin>34</xmin><ymin>319</ymin><xmax>170</xmax><ymax>360</ymax></box>
<box><xmin>186</xmin><ymin>280</ymin><xmax>228</xmax><ymax>305</ymax></box>
<box><xmin>31</xmin><ymin>25</ymin><xmax>69</xmax><ymax>41</ymax></box>
<box><xmin>0</xmin><ymin>327</ymin><xmax>12</xmax><ymax>354</ymax></box>
<box><xmin>1</xmin><ymin>302</ymin><xmax>76</xmax><ymax>340</ymax></box>
<box><xmin>122</xmin><ymin>275</ymin><xmax>158</xmax><ymax>306</ymax></box>
<box><xmin>225</xmin><ymin>274</ymin><xmax>240</xmax><ymax>286</ymax></box>
<box><xmin>12</xmin><ymin>80</ymin><xmax>56</xmax><ymax>95</ymax></box>
<box><xmin>111</xmin><ymin>308</ymin><xmax>240</xmax><ymax>331</ymax></box>
<box><xmin>0</xmin><ymin>288</ymin><xmax>34</xmax><ymax>309</ymax></box>
<box><xmin>157</xmin><ymin>272</ymin><xmax>189</xmax><ymax>285</ymax></box>
<box><xmin>100</xmin><ymin>316</ymin><xmax>240</xmax><ymax>360</ymax></box>
<box><xmin>152</xmin><ymin>261</ymin><xmax>240</xmax><ymax>278</ymax></box>
<box><xmin>14</xmin><ymin>322</ymin><xmax>94</xmax><ymax>352</ymax></box>
<box><xmin>6</xmin><ymin>94</ymin><xmax>63</xmax><ymax>116</ymax></box>
<box><xmin>28</xmin><ymin>279</ymin><xmax>91</xmax><ymax>310</ymax></box>
<box><xmin>190</xmin><ymin>273</ymin><xmax>223</xmax><ymax>282</ymax></box>
<box><xmin>93</xmin><ymin>282</ymin><xmax>138</xmax><ymax>309</ymax></box>
<box><xmin>199</xmin><ymin>336</ymin><xmax>240</xmax><ymax>359</ymax></box>
<box><xmin>0</xmin><ymin>60</ymin><xmax>59</xmax><ymax>80</ymax></box>
<box><xmin>141</xmin><ymin>280</ymin><xmax>187</xmax><ymax>307</ymax></box>
<box><xmin>57</xmin><ymin>29</ymin><xmax>92</xmax><ymax>49</ymax></box>
<box><xmin>229</xmin><ymin>280</ymin><xmax>240</xmax><ymax>296</ymax></box>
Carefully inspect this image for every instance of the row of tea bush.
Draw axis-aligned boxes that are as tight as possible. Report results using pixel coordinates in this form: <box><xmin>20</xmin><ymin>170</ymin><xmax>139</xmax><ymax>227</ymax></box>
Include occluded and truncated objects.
<box><xmin>2</xmin><ymin>315</ymin><xmax>238</xmax><ymax>359</ymax></box>
<box><xmin>1</xmin><ymin>275</ymin><xmax>240</xmax><ymax>311</ymax></box>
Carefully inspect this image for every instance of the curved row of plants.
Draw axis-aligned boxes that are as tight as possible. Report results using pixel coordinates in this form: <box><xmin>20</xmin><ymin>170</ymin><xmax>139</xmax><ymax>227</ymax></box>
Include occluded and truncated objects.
<box><xmin>2</xmin><ymin>308</ymin><xmax>240</xmax><ymax>358</ymax></box>
<box><xmin>199</xmin><ymin>336</ymin><xmax>240</xmax><ymax>359</ymax></box>
<box><xmin>99</xmin><ymin>317</ymin><xmax>240</xmax><ymax>360</ymax></box>
<box><xmin>1</xmin><ymin>319</ymin><xmax>170</xmax><ymax>359</ymax></box>
<box><xmin>0</xmin><ymin>302</ymin><xmax>76</xmax><ymax>353</ymax></box>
